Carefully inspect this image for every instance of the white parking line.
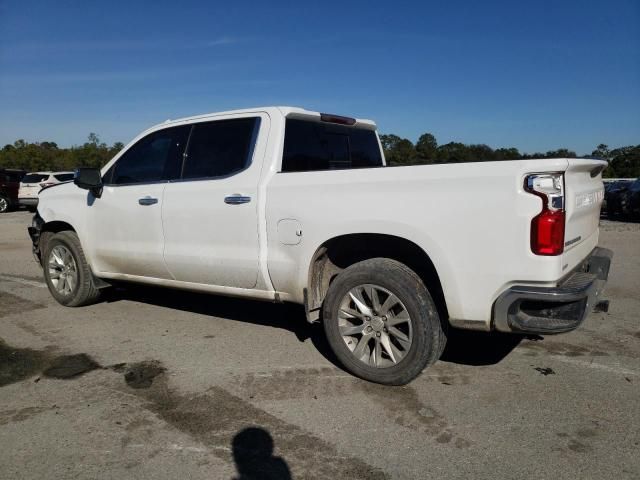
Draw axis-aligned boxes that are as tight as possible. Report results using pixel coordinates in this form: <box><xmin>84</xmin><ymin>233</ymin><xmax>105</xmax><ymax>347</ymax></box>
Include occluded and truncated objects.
<box><xmin>0</xmin><ymin>275</ymin><xmax>46</xmax><ymax>288</ymax></box>
<box><xmin>547</xmin><ymin>354</ymin><xmax>639</xmax><ymax>376</ymax></box>
<box><xmin>515</xmin><ymin>348</ymin><xmax>640</xmax><ymax>376</ymax></box>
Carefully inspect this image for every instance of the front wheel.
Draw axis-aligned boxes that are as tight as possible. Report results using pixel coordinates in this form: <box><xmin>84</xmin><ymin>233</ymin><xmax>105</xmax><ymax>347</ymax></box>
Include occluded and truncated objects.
<box><xmin>322</xmin><ymin>258</ymin><xmax>446</xmax><ymax>385</ymax></box>
<box><xmin>43</xmin><ymin>231</ymin><xmax>102</xmax><ymax>307</ymax></box>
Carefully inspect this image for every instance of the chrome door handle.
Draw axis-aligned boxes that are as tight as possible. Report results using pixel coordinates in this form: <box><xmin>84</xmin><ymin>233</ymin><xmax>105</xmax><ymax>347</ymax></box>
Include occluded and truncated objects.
<box><xmin>224</xmin><ymin>194</ymin><xmax>251</xmax><ymax>205</ymax></box>
<box><xmin>138</xmin><ymin>196</ymin><xmax>158</xmax><ymax>206</ymax></box>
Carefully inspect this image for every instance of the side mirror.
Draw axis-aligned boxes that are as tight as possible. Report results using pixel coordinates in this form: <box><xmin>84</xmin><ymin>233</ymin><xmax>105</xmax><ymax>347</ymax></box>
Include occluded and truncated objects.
<box><xmin>74</xmin><ymin>167</ymin><xmax>103</xmax><ymax>198</ymax></box>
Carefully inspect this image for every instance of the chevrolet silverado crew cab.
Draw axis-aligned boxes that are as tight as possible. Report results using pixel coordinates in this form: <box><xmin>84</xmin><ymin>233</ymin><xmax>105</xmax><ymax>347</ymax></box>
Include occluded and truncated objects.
<box><xmin>28</xmin><ymin>106</ymin><xmax>612</xmax><ymax>385</ymax></box>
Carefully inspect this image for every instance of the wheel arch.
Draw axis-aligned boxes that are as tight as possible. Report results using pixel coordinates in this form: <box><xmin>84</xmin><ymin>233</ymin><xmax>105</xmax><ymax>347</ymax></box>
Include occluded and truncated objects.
<box><xmin>38</xmin><ymin>220</ymin><xmax>77</xmax><ymax>261</ymax></box>
<box><xmin>305</xmin><ymin>233</ymin><xmax>448</xmax><ymax>324</ymax></box>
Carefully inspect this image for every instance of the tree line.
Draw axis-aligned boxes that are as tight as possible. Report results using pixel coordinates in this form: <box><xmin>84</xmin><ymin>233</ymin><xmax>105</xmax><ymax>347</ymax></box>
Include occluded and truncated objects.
<box><xmin>1</xmin><ymin>132</ymin><xmax>638</xmax><ymax>178</ymax></box>
<box><xmin>380</xmin><ymin>133</ymin><xmax>639</xmax><ymax>178</ymax></box>
<box><xmin>0</xmin><ymin>134</ymin><xmax>123</xmax><ymax>172</ymax></box>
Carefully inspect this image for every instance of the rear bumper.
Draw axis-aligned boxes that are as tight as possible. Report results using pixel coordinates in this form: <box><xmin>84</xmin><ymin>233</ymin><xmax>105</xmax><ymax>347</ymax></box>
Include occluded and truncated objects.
<box><xmin>19</xmin><ymin>197</ymin><xmax>38</xmax><ymax>207</ymax></box>
<box><xmin>493</xmin><ymin>247</ymin><xmax>613</xmax><ymax>334</ymax></box>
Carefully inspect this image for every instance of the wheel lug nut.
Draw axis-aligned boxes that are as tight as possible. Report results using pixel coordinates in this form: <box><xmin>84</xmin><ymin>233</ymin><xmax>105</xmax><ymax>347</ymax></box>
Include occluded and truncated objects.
<box><xmin>382</xmin><ymin>316</ymin><xmax>387</xmax><ymax>321</ymax></box>
<box><xmin>365</xmin><ymin>316</ymin><xmax>371</xmax><ymax>321</ymax></box>
<box><xmin>376</xmin><ymin>332</ymin><xmax>381</xmax><ymax>337</ymax></box>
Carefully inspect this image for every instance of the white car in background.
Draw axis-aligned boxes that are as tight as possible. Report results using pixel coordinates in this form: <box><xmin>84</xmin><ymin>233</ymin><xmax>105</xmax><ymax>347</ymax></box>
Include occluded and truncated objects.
<box><xmin>19</xmin><ymin>171</ymin><xmax>75</xmax><ymax>211</ymax></box>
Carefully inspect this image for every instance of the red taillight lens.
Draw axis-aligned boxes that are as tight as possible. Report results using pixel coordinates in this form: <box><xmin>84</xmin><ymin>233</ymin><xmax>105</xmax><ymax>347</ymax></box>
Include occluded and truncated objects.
<box><xmin>525</xmin><ymin>173</ymin><xmax>565</xmax><ymax>256</ymax></box>
<box><xmin>530</xmin><ymin>209</ymin><xmax>565</xmax><ymax>255</ymax></box>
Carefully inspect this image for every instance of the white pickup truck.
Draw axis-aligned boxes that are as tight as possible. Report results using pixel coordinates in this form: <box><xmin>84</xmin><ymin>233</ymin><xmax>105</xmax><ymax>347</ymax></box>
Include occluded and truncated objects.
<box><xmin>28</xmin><ymin>106</ymin><xmax>612</xmax><ymax>385</ymax></box>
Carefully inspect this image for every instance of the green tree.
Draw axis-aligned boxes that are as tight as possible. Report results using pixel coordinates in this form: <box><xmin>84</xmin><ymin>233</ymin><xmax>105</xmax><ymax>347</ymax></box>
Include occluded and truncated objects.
<box><xmin>591</xmin><ymin>144</ymin><xmax>610</xmax><ymax>159</ymax></box>
<box><xmin>415</xmin><ymin>133</ymin><xmax>438</xmax><ymax>163</ymax></box>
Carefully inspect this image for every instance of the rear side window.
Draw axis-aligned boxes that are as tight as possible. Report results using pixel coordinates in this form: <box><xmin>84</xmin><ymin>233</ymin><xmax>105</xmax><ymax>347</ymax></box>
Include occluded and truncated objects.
<box><xmin>22</xmin><ymin>174</ymin><xmax>49</xmax><ymax>183</ymax></box>
<box><xmin>53</xmin><ymin>173</ymin><xmax>74</xmax><ymax>182</ymax></box>
<box><xmin>282</xmin><ymin>119</ymin><xmax>383</xmax><ymax>172</ymax></box>
<box><xmin>110</xmin><ymin>126</ymin><xmax>190</xmax><ymax>185</ymax></box>
<box><xmin>182</xmin><ymin>117</ymin><xmax>260</xmax><ymax>179</ymax></box>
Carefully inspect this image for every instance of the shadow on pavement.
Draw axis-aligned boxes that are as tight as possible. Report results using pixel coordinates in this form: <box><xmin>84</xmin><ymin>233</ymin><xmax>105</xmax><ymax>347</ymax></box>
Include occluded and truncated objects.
<box><xmin>232</xmin><ymin>427</ymin><xmax>291</xmax><ymax>480</ymax></box>
<box><xmin>105</xmin><ymin>284</ymin><xmax>527</xmax><ymax>370</ymax></box>
<box><xmin>104</xmin><ymin>284</ymin><xmax>341</xmax><ymax>367</ymax></box>
<box><xmin>440</xmin><ymin>329</ymin><xmax>525</xmax><ymax>366</ymax></box>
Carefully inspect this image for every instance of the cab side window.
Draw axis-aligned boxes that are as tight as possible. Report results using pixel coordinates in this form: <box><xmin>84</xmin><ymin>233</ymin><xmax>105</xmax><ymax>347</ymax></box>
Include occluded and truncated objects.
<box><xmin>109</xmin><ymin>126</ymin><xmax>190</xmax><ymax>185</ymax></box>
<box><xmin>181</xmin><ymin>118</ymin><xmax>260</xmax><ymax>180</ymax></box>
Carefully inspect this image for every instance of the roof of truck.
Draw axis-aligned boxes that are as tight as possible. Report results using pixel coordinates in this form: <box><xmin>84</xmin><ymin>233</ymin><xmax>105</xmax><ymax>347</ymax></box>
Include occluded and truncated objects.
<box><xmin>153</xmin><ymin>106</ymin><xmax>377</xmax><ymax>131</ymax></box>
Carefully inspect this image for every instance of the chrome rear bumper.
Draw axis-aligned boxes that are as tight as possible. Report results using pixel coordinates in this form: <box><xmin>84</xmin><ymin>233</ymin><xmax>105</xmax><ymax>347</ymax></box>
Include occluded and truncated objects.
<box><xmin>493</xmin><ymin>247</ymin><xmax>613</xmax><ymax>334</ymax></box>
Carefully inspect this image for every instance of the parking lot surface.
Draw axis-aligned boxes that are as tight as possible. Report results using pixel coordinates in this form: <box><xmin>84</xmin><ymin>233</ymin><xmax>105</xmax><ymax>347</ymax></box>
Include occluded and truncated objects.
<box><xmin>1</xmin><ymin>211</ymin><xmax>638</xmax><ymax>479</ymax></box>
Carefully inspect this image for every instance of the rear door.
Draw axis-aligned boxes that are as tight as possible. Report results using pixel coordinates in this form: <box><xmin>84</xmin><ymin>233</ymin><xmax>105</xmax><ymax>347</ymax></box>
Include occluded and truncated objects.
<box><xmin>87</xmin><ymin>125</ymin><xmax>190</xmax><ymax>278</ymax></box>
<box><xmin>563</xmin><ymin>159</ymin><xmax>607</xmax><ymax>254</ymax></box>
<box><xmin>162</xmin><ymin>114</ymin><xmax>266</xmax><ymax>288</ymax></box>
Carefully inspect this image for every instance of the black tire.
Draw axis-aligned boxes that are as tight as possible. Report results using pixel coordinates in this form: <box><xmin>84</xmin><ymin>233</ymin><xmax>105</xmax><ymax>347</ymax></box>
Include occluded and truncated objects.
<box><xmin>42</xmin><ymin>231</ymin><xmax>103</xmax><ymax>307</ymax></box>
<box><xmin>0</xmin><ymin>195</ymin><xmax>9</xmax><ymax>213</ymax></box>
<box><xmin>322</xmin><ymin>258</ymin><xmax>446</xmax><ymax>385</ymax></box>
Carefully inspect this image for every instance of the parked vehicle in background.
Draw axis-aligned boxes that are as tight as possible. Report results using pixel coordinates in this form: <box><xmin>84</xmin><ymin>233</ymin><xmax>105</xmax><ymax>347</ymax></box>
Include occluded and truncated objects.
<box><xmin>19</xmin><ymin>171</ymin><xmax>75</xmax><ymax>211</ymax></box>
<box><xmin>28</xmin><ymin>107</ymin><xmax>612</xmax><ymax>385</ymax></box>
<box><xmin>622</xmin><ymin>178</ymin><xmax>640</xmax><ymax>220</ymax></box>
<box><xmin>605</xmin><ymin>180</ymin><xmax>632</xmax><ymax>219</ymax></box>
<box><xmin>0</xmin><ymin>168</ymin><xmax>26</xmax><ymax>213</ymax></box>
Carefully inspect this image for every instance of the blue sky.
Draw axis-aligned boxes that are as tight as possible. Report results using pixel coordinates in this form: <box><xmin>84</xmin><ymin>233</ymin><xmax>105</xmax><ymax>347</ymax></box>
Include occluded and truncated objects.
<box><xmin>0</xmin><ymin>0</ymin><xmax>638</xmax><ymax>154</ymax></box>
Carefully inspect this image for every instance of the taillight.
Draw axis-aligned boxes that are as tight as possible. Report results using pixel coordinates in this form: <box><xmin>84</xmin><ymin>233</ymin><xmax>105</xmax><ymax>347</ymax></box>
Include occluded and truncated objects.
<box><xmin>525</xmin><ymin>173</ymin><xmax>565</xmax><ymax>256</ymax></box>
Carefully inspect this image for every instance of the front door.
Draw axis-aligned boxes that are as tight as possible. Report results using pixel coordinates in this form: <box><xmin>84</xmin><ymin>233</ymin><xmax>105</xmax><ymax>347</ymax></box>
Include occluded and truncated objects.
<box><xmin>87</xmin><ymin>125</ymin><xmax>190</xmax><ymax>278</ymax></box>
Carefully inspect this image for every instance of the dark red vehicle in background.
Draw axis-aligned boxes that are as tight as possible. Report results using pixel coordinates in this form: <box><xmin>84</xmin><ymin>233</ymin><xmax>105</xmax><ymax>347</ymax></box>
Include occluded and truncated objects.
<box><xmin>0</xmin><ymin>169</ymin><xmax>26</xmax><ymax>213</ymax></box>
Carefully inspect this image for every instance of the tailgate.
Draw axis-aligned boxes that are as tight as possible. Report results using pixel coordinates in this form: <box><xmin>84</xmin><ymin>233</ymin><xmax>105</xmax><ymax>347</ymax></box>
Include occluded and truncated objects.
<box><xmin>563</xmin><ymin>159</ymin><xmax>606</xmax><ymax>256</ymax></box>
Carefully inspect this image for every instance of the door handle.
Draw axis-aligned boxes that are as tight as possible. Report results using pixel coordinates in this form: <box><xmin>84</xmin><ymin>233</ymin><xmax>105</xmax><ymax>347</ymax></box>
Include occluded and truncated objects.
<box><xmin>138</xmin><ymin>196</ymin><xmax>158</xmax><ymax>206</ymax></box>
<box><xmin>224</xmin><ymin>194</ymin><xmax>251</xmax><ymax>205</ymax></box>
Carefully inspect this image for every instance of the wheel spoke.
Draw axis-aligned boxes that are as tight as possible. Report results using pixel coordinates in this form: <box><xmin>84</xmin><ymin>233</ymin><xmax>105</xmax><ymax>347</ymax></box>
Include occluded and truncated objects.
<box><xmin>52</xmin><ymin>251</ymin><xmax>64</xmax><ymax>266</ymax></box>
<box><xmin>349</xmin><ymin>289</ymin><xmax>373</xmax><ymax>317</ymax></box>
<box><xmin>366</xmin><ymin>285</ymin><xmax>381</xmax><ymax>313</ymax></box>
<box><xmin>352</xmin><ymin>334</ymin><xmax>372</xmax><ymax>360</ymax></box>
<box><xmin>387</xmin><ymin>311</ymin><xmax>410</xmax><ymax>326</ymax></box>
<box><xmin>389</xmin><ymin>339</ymin><xmax>405</xmax><ymax>359</ymax></box>
<box><xmin>388</xmin><ymin>326</ymin><xmax>411</xmax><ymax>348</ymax></box>
<box><xmin>339</xmin><ymin>323</ymin><xmax>366</xmax><ymax>336</ymax></box>
<box><xmin>339</xmin><ymin>308</ymin><xmax>366</xmax><ymax>320</ymax></box>
<box><xmin>66</xmin><ymin>274</ymin><xmax>76</xmax><ymax>292</ymax></box>
<box><xmin>58</xmin><ymin>275</ymin><xmax>67</xmax><ymax>293</ymax></box>
<box><xmin>380</xmin><ymin>293</ymin><xmax>400</xmax><ymax>315</ymax></box>
<box><xmin>49</xmin><ymin>270</ymin><xmax>61</xmax><ymax>279</ymax></box>
<box><xmin>380</xmin><ymin>333</ymin><xmax>397</xmax><ymax>363</ymax></box>
<box><xmin>373</xmin><ymin>337</ymin><xmax>382</xmax><ymax>367</ymax></box>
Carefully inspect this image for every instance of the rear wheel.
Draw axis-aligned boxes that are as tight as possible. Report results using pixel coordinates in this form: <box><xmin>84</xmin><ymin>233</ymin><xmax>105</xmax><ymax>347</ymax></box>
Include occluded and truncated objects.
<box><xmin>43</xmin><ymin>231</ymin><xmax>102</xmax><ymax>306</ymax></box>
<box><xmin>323</xmin><ymin>258</ymin><xmax>446</xmax><ymax>385</ymax></box>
